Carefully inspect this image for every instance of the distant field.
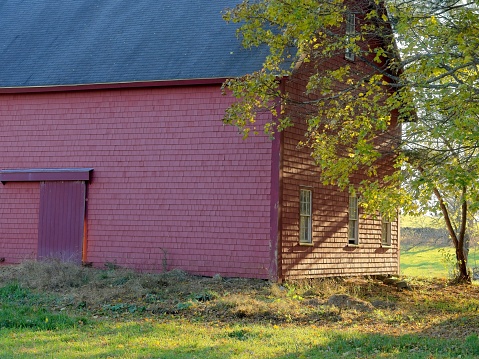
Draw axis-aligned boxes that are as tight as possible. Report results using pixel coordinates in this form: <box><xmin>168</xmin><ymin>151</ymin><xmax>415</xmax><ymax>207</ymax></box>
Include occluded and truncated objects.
<box><xmin>401</xmin><ymin>215</ymin><xmax>445</xmax><ymax>229</ymax></box>
<box><xmin>400</xmin><ymin>215</ymin><xmax>479</xmax><ymax>278</ymax></box>
<box><xmin>400</xmin><ymin>246</ymin><xmax>479</xmax><ymax>278</ymax></box>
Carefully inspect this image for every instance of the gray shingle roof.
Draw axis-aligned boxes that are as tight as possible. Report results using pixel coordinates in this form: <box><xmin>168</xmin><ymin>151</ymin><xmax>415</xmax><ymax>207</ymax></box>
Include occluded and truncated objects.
<box><xmin>0</xmin><ymin>1</ymin><xmax>267</xmax><ymax>87</ymax></box>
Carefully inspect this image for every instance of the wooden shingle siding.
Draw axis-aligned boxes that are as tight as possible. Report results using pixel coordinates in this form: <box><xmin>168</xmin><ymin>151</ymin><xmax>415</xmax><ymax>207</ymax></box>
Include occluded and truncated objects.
<box><xmin>280</xmin><ymin>56</ymin><xmax>399</xmax><ymax>280</ymax></box>
<box><xmin>0</xmin><ymin>85</ymin><xmax>275</xmax><ymax>278</ymax></box>
<box><xmin>0</xmin><ymin>183</ymin><xmax>39</xmax><ymax>262</ymax></box>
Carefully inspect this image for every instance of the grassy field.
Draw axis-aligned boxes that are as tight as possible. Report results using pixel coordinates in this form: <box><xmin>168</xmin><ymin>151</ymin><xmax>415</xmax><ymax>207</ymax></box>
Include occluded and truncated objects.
<box><xmin>400</xmin><ymin>214</ymin><xmax>479</xmax><ymax>278</ymax></box>
<box><xmin>1</xmin><ymin>261</ymin><xmax>479</xmax><ymax>358</ymax></box>
<box><xmin>400</xmin><ymin>246</ymin><xmax>479</xmax><ymax>278</ymax></box>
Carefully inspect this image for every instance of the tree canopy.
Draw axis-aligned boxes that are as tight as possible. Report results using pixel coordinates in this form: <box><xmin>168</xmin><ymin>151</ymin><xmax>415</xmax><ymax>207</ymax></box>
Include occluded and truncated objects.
<box><xmin>223</xmin><ymin>0</ymin><xmax>479</xmax><ymax>282</ymax></box>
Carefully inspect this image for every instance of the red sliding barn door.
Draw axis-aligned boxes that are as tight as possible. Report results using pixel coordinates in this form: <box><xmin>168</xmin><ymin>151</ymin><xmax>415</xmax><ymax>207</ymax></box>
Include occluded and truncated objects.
<box><xmin>38</xmin><ymin>181</ymin><xmax>86</xmax><ymax>263</ymax></box>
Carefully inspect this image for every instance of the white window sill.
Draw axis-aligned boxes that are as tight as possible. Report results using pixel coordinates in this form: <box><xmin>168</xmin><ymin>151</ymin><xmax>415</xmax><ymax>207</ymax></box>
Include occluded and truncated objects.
<box><xmin>298</xmin><ymin>242</ymin><xmax>314</xmax><ymax>247</ymax></box>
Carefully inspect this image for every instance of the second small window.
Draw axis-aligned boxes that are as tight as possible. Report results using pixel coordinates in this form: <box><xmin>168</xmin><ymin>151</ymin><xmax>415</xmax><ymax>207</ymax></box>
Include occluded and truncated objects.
<box><xmin>345</xmin><ymin>12</ymin><xmax>356</xmax><ymax>61</ymax></box>
<box><xmin>348</xmin><ymin>195</ymin><xmax>359</xmax><ymax>245</ymax></box>
<box><xmin>299</xmin><ymin>189</ymin><xmax>312</xmax><ymax>244</ymax></box>
<box><xmin>381</xmin><ymin>214</ymin><xmax>392</xmax><ymax>246</ymax></box>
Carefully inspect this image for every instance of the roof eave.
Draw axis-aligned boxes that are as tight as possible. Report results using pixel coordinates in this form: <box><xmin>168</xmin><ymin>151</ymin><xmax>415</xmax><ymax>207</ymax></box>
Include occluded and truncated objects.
<box><xmin>0</xmin><ymin>78</ymin><xmax>229</xmax><ymax>94</ymax></box>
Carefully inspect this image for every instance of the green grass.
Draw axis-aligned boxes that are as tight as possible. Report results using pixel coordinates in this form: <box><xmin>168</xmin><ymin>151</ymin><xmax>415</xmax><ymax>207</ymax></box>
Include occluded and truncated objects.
<box><xmin>400</xmin><ymin>246</ymin><xmax>479</xmax><ymax>278</ymax></box>
<box><xmin>0</xmin><ymin>283</ymin><xmax>85</xmax><ymax>331</ymax></box>
<box><xmin>1</xmin><ymin>319</ymin><xmax>479</xmax><ymax>358</ymax></box>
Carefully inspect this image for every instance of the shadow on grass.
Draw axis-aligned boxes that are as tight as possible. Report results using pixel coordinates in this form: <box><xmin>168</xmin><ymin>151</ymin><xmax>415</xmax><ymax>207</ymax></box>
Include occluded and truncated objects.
<box><xmin>400</xmin><ymin>247</ymin><xmax>452</xmax><ymax>277</ymax></box>
<box><xmin>420</xmin><ymin>314</ymin><xmax>479</xmax><ymax>338</ymax></box>
<box><xmin>400</xmin><ymin>262</ymin><xmax>446</xmax><ymax>272</ymax></box>
<box><xmin>402</xmin><ymin>246</ymin><xmax>438</xmax><ymax>254</ymax></box>
<box><xmin>166</xmin><ymin>316</ymin><xmax>479</xmax><ymax>359</ymax></box>
<box><xmin>269</xmin><ymin>332</ymin><xmax>479</xmax><ymax>359</ymax></box>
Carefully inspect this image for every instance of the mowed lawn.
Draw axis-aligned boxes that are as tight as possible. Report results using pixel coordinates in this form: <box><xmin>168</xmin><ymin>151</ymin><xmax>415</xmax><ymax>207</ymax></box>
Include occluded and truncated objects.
<box><xmin>2</xmin><ymin>320</ymin><xmax>479</xmax><ymax>359</ymax></box>
<box><xmin>400</xmin><ymin>246</ymin><xmax>479</xmax><ymax>278</ymax></box>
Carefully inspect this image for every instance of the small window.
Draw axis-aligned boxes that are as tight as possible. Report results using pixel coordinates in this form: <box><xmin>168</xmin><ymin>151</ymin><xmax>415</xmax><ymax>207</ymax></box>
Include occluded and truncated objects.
<box><xmin>348</xmin><ymin>195</ymin><xmax>359</xmax><ymax>245</ymax></box>
<box><xmin>345</xmin><ymin>12</ymin><xmax>356</xmax><ymax>61</ymax></box>
<box><xmin>299</xmin><ymin>189</ymin><xmax>312</xmax><ymax>244</ymax></box>
<box><xmin>381</xmin><ymin>214</ymin><xmax>392</xmax><ymax>246</ymax></box>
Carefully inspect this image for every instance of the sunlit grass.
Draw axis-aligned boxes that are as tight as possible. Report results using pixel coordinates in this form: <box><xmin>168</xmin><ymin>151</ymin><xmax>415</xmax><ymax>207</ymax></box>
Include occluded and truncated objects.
<box><xmin>400</xmin><ymin>246</ymin><xmax>479</xmax><ymax>278</ymax></box>
<box><xmin>1</xmin><ymin>319</ymin><xmax>479</xmax><ymax>358</ymax></box>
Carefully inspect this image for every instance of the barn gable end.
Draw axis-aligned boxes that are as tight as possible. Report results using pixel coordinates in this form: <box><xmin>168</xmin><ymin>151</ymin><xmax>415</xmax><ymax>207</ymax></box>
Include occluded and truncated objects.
<box><xmin>278</xmin><ymin>6</ymin><xmax>400</xmax><ymax>279</ymax></box>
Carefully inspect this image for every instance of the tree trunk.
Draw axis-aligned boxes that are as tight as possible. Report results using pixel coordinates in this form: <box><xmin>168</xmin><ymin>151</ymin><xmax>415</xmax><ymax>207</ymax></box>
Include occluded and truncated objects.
<box><xmin>455</xmin><ymin>188</ymin><xmax>471</xmax><ymax>283</ymax></box>
<box><xmin>433</xmin><ymin>186</ymin><xmax>471</xmax><ymax>284</ymax></box>
<box><xmin>464</xmin><ymin>230</ymin><xmax>470</xmax><ymax>262</ymax></box>
<box><xmin>456</xmin><ymin>245</ymin><xmax>470</xmax><ymax>283</ymax></box>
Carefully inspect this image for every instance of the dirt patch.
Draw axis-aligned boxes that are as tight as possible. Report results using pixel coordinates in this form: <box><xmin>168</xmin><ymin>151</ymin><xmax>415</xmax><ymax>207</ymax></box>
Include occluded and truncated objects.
<box><xmin>327</xmin><ymin>294</ymin><xmax>375</xmax><ymax>312</ymax></box>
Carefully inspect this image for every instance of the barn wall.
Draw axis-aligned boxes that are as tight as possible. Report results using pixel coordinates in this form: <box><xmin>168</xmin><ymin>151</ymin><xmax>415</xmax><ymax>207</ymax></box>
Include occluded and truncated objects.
<box><xmin>0</xmin><ymin>85</ymin><xmax>275</xmax><ymax>278</ymax></box>
<box><xmin>280</xmin><ymin>56</ymin><xmax>400</xmax><ymax>280</ymax></box>
<box><xmin>0</xmin><ymin>183</ymin><xmax>39</xmax><ymax>262</ymax></box>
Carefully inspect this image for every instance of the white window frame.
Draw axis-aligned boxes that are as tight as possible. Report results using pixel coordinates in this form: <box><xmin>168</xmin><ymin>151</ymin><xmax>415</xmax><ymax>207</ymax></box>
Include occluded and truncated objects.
<box><xmin>381</xmin><ymin>214</ymin><xmax>392</xmax><ymax>246</ymax></box>
<box><xmin>348</xmin><ymin>195</ymin><xmax>359</xmax><ymax>245</ymax></box>
<box><xmin>299</xmin><ymin>189</ymin><xmax>312</xmax><ymax>244</ymax></box>
<box><xmin>345</xmin><ymin>12</ymin><xmax>356</xmax><ymax>61</ymax></box>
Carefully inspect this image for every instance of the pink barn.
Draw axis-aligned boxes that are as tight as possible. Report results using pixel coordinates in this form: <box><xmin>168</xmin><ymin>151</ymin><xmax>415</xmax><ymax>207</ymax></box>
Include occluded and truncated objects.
<box><xmin>0</xmin><ymin>1</ymin><xmax>399</xmax><ymax>280</ymax></box>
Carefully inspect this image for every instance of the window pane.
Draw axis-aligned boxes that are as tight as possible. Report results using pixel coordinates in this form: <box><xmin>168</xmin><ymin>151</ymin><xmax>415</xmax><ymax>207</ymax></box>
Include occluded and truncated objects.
<box><xmin>346</xmin><ymin>13</ymin><xmax>355</xmax><ymax>35</ymax></box>
<box><xmin>381</xmin><ymin>218</ymin><xmax>391</xmax><ymax>245</ymax></box>
<box><xmin>345</xmin><ymin>13</ymin><xmax>355</xmax><ymax>60</ymax></box>
<box><xmin>300</xmin><ymin>190</ymin><xmax>311</xmax><ymax>215</ymax></box>
<box><xmin>349</xmin><ymin>196</ymin><xmax>357</xmax><ymax>220</ymax></box>
<box><xmin>300</xmin><ymin>216</ymin><xmax>310</xmax><ymax>243</ymax></box>
<box><xmin>348</xmin><ymin>220</ymin><xmax>356</xmax><ymax>239</ymax></box>
<box><xmin>348</xmin><ymin>195</ymin><xmax>358</xmax><ymax>244</ymax></box>
<box><xmin>299</xmin><ymin>189</ymin><xmax>312</xmax><ymax>243</ymax></box>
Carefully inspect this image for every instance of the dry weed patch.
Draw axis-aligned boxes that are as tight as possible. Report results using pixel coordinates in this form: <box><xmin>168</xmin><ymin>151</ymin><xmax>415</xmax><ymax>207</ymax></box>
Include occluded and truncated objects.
<box><xmin>1</xmin><ymin>260</ymin><xmax>479</xmax><ymax>340</ymax></box>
